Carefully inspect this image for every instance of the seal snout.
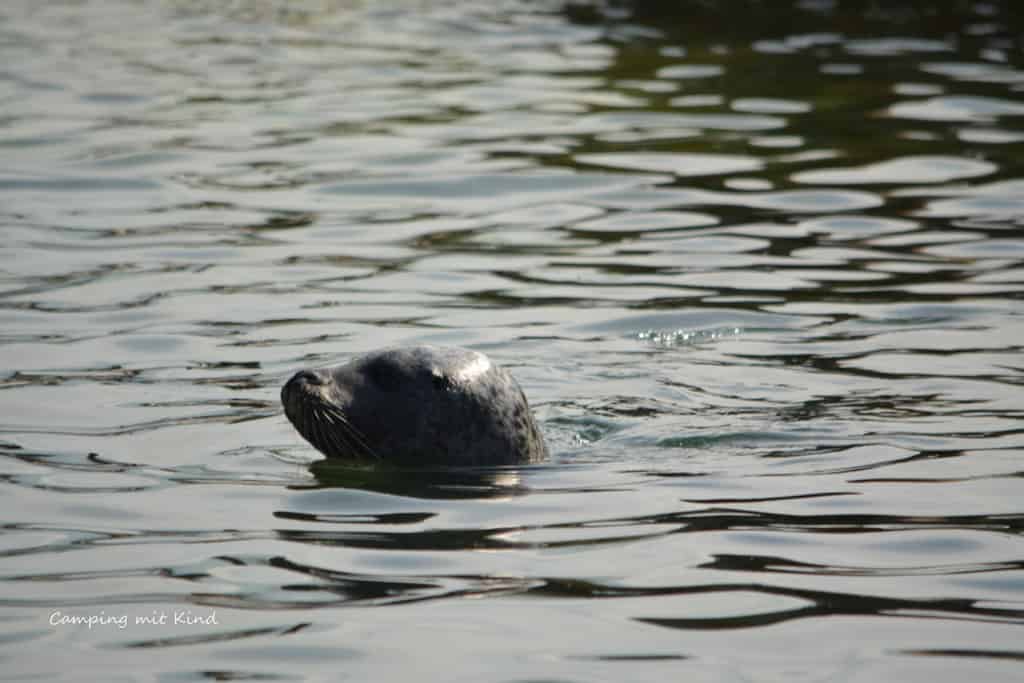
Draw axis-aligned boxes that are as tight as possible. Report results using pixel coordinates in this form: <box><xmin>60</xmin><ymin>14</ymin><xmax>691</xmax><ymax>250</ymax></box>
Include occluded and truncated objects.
<box><xmin>281</xmin><ymin>369</ymin><xmax>330</xmax><ymax>420</ymax></box>
<box><xmin>283</xmin><ymin>369</ymin><xmax>329</xmax><ymax>401</ymax></box>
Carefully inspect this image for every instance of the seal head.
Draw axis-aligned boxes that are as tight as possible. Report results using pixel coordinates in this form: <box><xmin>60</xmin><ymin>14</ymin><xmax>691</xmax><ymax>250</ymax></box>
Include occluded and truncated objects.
<box><xmin>281</xmin><ymin>346</ymin><xmax>548</xmax><ymax>466</ymax></box>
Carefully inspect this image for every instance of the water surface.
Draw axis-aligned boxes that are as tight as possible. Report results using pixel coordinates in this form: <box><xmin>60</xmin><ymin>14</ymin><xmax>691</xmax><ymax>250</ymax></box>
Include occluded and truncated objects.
<box><xmin>2</xmin><ymin>1</ymin><xmax>1023</xmax><ymax>681</ymax></box>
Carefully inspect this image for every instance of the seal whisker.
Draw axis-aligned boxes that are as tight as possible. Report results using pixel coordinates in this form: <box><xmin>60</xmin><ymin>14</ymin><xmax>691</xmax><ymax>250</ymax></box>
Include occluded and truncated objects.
<box><xmin>323</xmin><ymin>410</ymin><xmax>360</xmax><ymax>459</ymax></box>
<box><xmin>305</xmin><ymin>408</ymin><xmax>325</xmax><ymax>455</ymax></box>
<box><xmin>307</xmin><ymin>402</ymin><xmax>367</xmax><ymax>461</ymax></box>
<box><xmin>313</xmin><ymin>410</ymin><xmax>342</xmax><ymax>459</ymax></box>
<box><xmin>306</xmin><ymin>408</ymin><xmax>332</xmax><ymax>457</ymax></box>
<box><xmin>324</xmin><ymin>404</ymin><xmax>381</xmax><ymax>461</ymax></box>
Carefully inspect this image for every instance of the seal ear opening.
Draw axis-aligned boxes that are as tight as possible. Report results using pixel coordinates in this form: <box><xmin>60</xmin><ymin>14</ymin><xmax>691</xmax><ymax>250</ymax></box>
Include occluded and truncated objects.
<box><xmin>430</xmin><ymin>370</ymin><xmax>453</xmax><ymax>392</ymax></box>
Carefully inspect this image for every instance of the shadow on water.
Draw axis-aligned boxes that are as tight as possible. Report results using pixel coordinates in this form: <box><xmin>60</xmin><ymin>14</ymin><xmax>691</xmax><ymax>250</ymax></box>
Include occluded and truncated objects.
<box><xmin>304</xmin><ymin>459</ymin><xmax>530</xmax><ymax>500</ymax></box>
<box><xmin>568</xmin><ymin>0</ymin><xmax>1024</xmax><ymax>36</ymax></box>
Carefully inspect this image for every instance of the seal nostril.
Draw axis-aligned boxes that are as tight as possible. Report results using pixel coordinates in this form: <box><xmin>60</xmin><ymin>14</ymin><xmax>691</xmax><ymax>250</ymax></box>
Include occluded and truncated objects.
<box><xmin>293</xmin><ymin>370</ymin><xmax>325</xmax><ymax>386</ymax></box>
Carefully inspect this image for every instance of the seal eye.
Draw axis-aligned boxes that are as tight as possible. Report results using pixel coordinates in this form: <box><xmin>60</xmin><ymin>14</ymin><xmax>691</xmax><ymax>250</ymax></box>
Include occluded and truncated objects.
<box><xmin>366</xmin><ymin>358</ymin><xmax>403</xmax><ymax>392</ymax></box>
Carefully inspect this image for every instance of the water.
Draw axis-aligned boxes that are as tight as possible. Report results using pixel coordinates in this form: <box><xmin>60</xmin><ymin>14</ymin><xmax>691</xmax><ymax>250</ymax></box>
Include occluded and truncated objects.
<box><xmin>2</xmin><ymin>0</ymin><xmax>1023</xmax><ymax>680</ymax></box>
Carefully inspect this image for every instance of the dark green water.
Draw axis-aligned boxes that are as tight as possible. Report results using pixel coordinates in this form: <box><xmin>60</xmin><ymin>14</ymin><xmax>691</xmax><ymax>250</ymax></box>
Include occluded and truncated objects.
<box><xmin>1</xmin><ymin>1</ymin><xmax>1023</xmax><ymax>680</ymax></box>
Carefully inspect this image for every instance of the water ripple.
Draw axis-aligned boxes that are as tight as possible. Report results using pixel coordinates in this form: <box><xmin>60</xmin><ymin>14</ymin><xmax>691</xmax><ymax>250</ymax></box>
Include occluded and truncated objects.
<box><xmin>2</xmin><ymin>0</ymin><xmax>1023</xmax><ymax>679</ymax></box>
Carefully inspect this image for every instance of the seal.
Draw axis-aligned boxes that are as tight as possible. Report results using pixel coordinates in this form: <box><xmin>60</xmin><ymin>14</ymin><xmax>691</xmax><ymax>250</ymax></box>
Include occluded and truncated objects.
<box><xmin>281</xmin><ymin>345</ymin><xmax>548</xmax><ymax>467</ymax></box>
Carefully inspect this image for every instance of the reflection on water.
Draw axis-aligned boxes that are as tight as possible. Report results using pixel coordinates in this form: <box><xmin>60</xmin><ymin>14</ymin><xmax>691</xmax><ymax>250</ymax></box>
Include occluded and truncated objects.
<box><xmin>2</xmin><ymin>0</ymin><xmax>1024</xmax><ymax>680</ymax></box>
<box><xmin>305</xmin><ymin>460</ymin><xmax>528</xmax><ymax>500</ymax></box>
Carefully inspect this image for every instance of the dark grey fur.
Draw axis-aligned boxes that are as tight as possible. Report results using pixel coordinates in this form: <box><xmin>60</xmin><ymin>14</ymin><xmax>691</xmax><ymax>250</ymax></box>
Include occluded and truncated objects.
<box><xmin>281</xmin><ymin>346</ymin><xmax>548</xmax><ymax>466</ymax></box>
